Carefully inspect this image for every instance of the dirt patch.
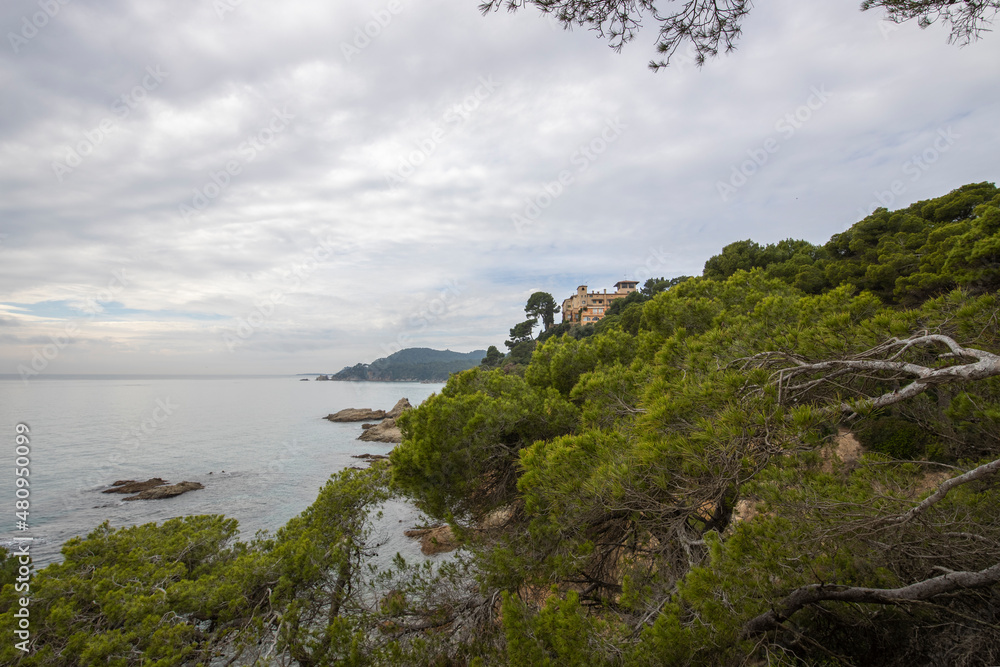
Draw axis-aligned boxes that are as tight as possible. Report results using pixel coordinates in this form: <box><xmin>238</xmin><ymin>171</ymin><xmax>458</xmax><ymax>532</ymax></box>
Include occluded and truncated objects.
<box><xmin>731</xmin><ymin>499</ymin><xmax>758</xmax><ymax>525</ymax></box>
<box><xmin>480</xmin><ymin>506</ymin><xmax>514</xmax><ymax>530</ymax></box>
<box><xmin>819</xmin><ymin>429</ymin><xmax>864</xmax><ymax>473</ymax></box>
<box><xmin>913</xmin><ymin>470</ymin><xmax>951</xmax><ymax>497</ymax></box>
<box><xmin>835</xmin><ymin>429</ymin><xmax>863</xmax><ymax>463</ymax></box>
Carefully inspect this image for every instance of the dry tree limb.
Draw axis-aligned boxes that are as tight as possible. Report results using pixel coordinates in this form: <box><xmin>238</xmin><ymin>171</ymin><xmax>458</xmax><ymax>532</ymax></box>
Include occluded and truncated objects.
<box><xmin>742</xmin><ymin>453</ymin><xmax>1000</xmax><ymax>636</ymax></box>
<box><xmin>743</xmin><ymin>333</ymin><xmax>1000</xmax><ymax>417</ymax></box>
<box><xmin>887</xmin><ymin>455</ymin><xmax>1000</xmax><ymax>525</ymax></box>
<box><xmin>742</xmin><ymin>560</ymin><xmax>1000</xmax><ymax>637</ymax></box>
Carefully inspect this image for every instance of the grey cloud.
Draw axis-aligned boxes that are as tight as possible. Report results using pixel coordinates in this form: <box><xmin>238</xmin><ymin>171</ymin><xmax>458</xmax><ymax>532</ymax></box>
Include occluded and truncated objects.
<box><xmin>1</xmin><ymin>0</ymin><xmax>998</xmax><ymax>374</ymax></box>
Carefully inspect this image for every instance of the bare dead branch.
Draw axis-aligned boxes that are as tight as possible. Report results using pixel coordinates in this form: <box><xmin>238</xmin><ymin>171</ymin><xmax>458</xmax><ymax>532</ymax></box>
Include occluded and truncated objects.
<box><xmin>743</xmin><ymin>560</ymin><xmax>1000</xmax><ymax>636</ymax></box>
<box><xmin>741</xmin><ymin>334</ymin><xmax>1000</xmax><ymax>417</ymax></box>
<box><xmin>887</xmin><ymin>456</ymin><xmax>1000</xmax><ymax>525</ymax></box>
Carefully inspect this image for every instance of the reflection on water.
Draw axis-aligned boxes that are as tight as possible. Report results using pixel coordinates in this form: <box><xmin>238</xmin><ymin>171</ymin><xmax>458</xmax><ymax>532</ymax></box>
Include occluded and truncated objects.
<box><xmin>0</xmin><ymin>376</ymin><xmax>444</xmax><ymax>566</ymax></box>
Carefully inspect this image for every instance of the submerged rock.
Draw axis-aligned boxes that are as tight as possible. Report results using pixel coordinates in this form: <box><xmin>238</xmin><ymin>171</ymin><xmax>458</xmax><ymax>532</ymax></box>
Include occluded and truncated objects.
<box><xmin>352</xmin><ymin>453</ymin><xmax>390</xmax><ymax>460</ymax></box>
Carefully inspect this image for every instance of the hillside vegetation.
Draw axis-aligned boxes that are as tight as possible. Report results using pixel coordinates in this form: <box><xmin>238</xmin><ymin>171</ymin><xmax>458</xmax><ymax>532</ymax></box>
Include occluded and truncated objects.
<box><xmin>330</xmin><ymin>347</ymin><xmax>487</xmax><ymax>382</ymax></box>
<box><xmin>3</xmin><ymin>182</ymin><xmax>1000</xmax><ymax>665</ymax></box>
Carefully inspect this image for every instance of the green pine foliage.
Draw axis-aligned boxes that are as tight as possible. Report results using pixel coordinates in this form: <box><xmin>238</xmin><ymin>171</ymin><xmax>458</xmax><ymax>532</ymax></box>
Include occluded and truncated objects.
<box><xmin>0</xmin><ymin>515</ymin><xmax>253</xmax><ymax>665</ymax></box>
<box><xmin>5</xmin><ymin>182</ymin><xmax>1000</xmax><ymax>665</ymax></box>
<box><xmin>391</xmin><ymin>182</ymin><xmax>1000</xmax><ymax>664</ymax></box>
<box><xmin>391</xmin><ymin>368</ymin><xmax>579</xmax><ymax>520</ymax></box>
<box><xmin>703</xmin><ymin>182</ymin><xmax>1000</xmax><ymax>303</ymax></box>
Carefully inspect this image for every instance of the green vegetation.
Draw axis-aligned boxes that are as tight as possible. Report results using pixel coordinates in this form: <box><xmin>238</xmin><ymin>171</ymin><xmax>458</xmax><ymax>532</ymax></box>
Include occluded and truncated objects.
<box><xmin>480</xmin><ymin>345</ymin><xmax>505</xmax><ymax>369</ymax></box>
<box><xmin>524</xmin><ymin>292</ymin><xmax>561</xmax><ymax>331</ymax></box>
<box><xmin>481</xmin><ymin>0</ymin><xmax>999</xmax><ymax>70</ymax></box>
<box><xmin>329</xmin><ymin>347</ymin><xmax>487</xmax><ymax>382</ymax></box>
<box><xmin>393</xmin><ymin>370</ymin><xmax>578</xmax><ymax>519</ymax></box>
<box><xmin>5</xmin><ymin>183</ymin><xmax>1000</xmax><ymax>664</ymax></box>
<box><xmin>702</xmin><ymin>182</ymin><xmax>1000</xmax><ymax>303</ymax></box>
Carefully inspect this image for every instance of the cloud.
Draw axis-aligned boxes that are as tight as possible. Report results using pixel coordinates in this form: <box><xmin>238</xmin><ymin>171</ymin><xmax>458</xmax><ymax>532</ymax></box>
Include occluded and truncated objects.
<box><xmin>1</xmin><ymin>0</ymin><xmax>998</xmax><ymax>374</ymax></box>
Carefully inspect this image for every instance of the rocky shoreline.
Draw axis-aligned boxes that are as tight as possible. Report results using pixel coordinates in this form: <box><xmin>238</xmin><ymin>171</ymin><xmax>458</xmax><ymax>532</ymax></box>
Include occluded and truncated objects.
<box><xmin>325</xmin><ymin>398</ymin><xmax>413</xmax><ymax>443</ymax></box>
<box><xmin>325</xmin><ymin>407</ymin><xmax>385</xmax><ymax>421</ymax></box>
<box><xmin>325</xmin><ymin>397</ymin><xmax>460</xmax><ymax>554</ymax></box>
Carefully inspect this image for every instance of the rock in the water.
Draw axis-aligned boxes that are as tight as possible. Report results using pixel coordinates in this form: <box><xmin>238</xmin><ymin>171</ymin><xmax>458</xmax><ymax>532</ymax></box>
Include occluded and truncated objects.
<box><xmin>352</xmin><ymin>453</ymin><xmax>390</xmax><ymax>460</ymax></box>
<box><xmin>361</xmin><ymin>423</ymin><xmax>375</xmax><ymax>430</ymax></box>
<box><xmin>103</xmin><ymin>478</ymin><xmax>167</xmax><ymax>494</ymax></box>
<box><xmin>326</xmin><ymin>408</ymin><xmax>385</xmax><ymax>422</ymax></box>
<box><xmin>385</xmin><ymin>398</ymin><xmax>413</xmax><ymax>419</ymax></box>
<box><xmin>404</xmin><ymin>524</ymin><xmax>457</xmax><ymax>555</ymax></box>
<box><xmin>123</xmin><ymin>481</ymin><xmax>204</xmax><ymax>501</ymax></box>
<box><xmin>358</xmin><ymin>417</ymin><xmax>402</xmax><ymax>443</ymax></box>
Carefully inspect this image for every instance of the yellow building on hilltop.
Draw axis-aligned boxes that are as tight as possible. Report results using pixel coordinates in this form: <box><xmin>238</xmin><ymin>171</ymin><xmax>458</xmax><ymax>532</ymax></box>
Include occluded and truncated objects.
<box><xmin>561</xmin><ymin>281</ymin><xmax>638</xmax><ymax>324</ymax></box>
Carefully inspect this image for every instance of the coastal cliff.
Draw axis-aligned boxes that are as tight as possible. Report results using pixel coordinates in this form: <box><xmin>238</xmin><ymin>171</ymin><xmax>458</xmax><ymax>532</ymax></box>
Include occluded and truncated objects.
<box><xmin>327</xmin><ymin>347</ymin><xmax>486</xmax><ymax>382</ymax></box>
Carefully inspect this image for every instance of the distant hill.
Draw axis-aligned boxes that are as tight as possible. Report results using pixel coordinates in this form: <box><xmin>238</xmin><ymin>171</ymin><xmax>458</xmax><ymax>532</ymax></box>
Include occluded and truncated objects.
<box><xmin>327</xmin><ymin>348</ymin><xmax>487</xmax><ymax>382</ymax></box>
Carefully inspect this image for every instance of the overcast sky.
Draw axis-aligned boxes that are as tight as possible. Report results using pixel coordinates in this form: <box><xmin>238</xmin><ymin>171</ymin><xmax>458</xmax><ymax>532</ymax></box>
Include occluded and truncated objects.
<box><xmin>1</xmin><ymin>0</ymin><xmax>998</xmax><ymax>376</ymax></box>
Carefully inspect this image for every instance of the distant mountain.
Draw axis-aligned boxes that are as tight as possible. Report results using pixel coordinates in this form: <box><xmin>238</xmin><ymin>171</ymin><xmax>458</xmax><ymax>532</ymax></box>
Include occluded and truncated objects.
<box><xmin>327</xmin><ymin>348</ymin><xmax>487</xmax><ymax>382</ymax></box>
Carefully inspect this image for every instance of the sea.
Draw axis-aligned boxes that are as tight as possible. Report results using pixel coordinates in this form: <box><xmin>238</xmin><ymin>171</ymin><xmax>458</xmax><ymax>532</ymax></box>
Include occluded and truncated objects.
<box><xmin>0</xmin><ymin>375</ymin><xmax>446</xmax><ymax>567</ymax></box>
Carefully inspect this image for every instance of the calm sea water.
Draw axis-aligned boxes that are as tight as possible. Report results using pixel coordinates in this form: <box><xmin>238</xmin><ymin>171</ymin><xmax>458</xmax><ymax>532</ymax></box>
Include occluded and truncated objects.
<box><xmin>0</xmin><ymin>375</ymin><xmax>445</xmax><ymax>566</ymax></box>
